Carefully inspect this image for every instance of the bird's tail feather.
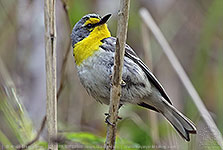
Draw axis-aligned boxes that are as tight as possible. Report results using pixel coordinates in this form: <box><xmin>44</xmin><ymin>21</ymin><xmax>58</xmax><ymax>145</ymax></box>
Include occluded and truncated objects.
<box><xmin>160</xmin><ymin>99</ymin><xmax>196</xmax><ymax>141</ymax></box>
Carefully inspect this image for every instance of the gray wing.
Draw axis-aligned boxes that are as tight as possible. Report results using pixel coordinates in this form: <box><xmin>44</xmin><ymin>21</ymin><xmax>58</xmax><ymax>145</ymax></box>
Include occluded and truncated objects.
<box><xmin>100</xmin><ymin>37</ymin><xmax>172</xmax><ymax>105</ymax></box>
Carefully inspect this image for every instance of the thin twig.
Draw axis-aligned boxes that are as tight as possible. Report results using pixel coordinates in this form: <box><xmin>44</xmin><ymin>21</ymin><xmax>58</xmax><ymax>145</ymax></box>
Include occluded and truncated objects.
<box><xmin>44</xmin><ymin>0</ymin><xmax>57</xmax><ymax>149</ymax></box>
<box><xmin>104</xmin><ymin>0</ymin><xmax>130</xmax><ymax>150</ymax></box>
<box><xmin>139</xmin><ymin>8</ymin><xmax>223</xmax><ymax>148</ymax></box>
<box><xmin>57</xmin><ymin>40</ymin><xmax>71</xmax><ymax>99</ymax></box>
<box><xmin>57</xmin><ymin>0</ymin><xmax>72</xmax><ymax>99</ymax></box>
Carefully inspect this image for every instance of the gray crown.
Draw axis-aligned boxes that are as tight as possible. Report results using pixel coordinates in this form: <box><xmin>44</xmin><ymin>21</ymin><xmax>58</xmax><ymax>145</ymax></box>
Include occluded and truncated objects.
<box><xmin>71</xmin><ymin>14</ymin><xmax>101</xmax><ymax>47</ymax></box>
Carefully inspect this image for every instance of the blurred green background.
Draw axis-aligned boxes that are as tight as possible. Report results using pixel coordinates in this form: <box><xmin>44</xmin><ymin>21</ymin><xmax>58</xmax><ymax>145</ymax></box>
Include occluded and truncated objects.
<box><xmin>0</xmin><ymin>0</ymin><xmax>223</xmax><ymax>149</ymax></box>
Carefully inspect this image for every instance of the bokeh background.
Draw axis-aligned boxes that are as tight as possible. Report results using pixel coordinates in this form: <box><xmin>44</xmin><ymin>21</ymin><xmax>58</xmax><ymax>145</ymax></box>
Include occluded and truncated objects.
<box><xmin>0</xmin><ymin>0</ymin><xmax>223</xmax><ymax>149</ymax></box>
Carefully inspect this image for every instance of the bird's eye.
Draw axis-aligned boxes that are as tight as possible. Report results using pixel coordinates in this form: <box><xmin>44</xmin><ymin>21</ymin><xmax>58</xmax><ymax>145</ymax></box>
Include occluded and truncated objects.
<box><xmin>86</xmin><ymin>23</ymin><xmax>93</xmax><ymax>28</ymax></box>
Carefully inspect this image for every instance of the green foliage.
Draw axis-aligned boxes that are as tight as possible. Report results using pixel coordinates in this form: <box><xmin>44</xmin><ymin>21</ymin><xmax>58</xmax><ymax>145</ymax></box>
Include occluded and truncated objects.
<box><xmin>0</xmin><ymin>94</ymin><xmax>36</xmax><ymax>149</ymax></box>
<box><xmin>36</xmin><ymin>132</ymin><xmax>140</xmax><ymax>150</ymax></box>
<box><xmin>36</xmin><ymin>141</ymin><xmax>48</xmax><ymax>149</ymax></box>
<box><xmin>66</xmin><ymin>132</ymin><xmax>139</xmax><ymax>149</ymax></box>
<box><xmin>0</xmin><ymin>97</ymin><xmax>34</xmax><ymax>144</ymax></box>
<box><xmin>0</xmin><ymin>62</ymin><xmax>35</xmax><ymax>149</ymax></box>
<box><xmin>65</xmin><ymin>132</ymin><xmax>104</xmax><ymax>147</ymax></box>
<box><xmin>0</xmin><ymin>130</ymin><xmax>13</xmax><ymax>150</ymax></box>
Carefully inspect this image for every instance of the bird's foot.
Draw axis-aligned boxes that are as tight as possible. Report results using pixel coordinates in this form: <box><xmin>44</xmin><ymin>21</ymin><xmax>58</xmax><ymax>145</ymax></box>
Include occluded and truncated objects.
<box><xmin>120</xmin><ymin>80</ymin><xmax>126</xmax><ymax>87</ymax></box>
<box><xmin>109</xmin><ymin>75</ymin><xmax>126</xmax><ymax>87</ymax></box>
<box><xmin>109</xmin><ymin>75</ymin><xmax>113</xmax><ymax>86</ymax></box>
<box><xmin>104</xmin><ymin>113</ymin><xmax>122</xmax><ymax>126</ymax></box>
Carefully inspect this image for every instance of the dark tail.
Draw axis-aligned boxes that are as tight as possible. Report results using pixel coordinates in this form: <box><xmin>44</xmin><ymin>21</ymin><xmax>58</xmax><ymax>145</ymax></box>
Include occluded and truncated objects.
<box><xmin>139</xmin><ymin>99</ymin><xmax>196</xmax><ymax>141</ymax></box>
<box><xmin>160</xmin><ymin>99</ymin><xmax>196</xmax><ymax>141</ymax></box>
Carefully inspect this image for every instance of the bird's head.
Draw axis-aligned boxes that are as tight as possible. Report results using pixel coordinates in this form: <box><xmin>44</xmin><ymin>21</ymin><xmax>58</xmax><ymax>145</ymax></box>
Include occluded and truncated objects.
<box><xmin>71</xmin><ymin>13</ymin><xmax>112</xmax><ymax>47</ymax></box>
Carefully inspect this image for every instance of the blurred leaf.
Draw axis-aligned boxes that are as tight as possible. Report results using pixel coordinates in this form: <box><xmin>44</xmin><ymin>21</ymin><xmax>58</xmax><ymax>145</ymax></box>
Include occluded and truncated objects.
<box><xmin>0</xmin><ymin>89</ymin><xmax>34</xmax><ymax>145</ymax></box>
<box><xmin>0</xmin><ymin>130</ymin><xmax>13</xmax><ymax>150</ymax></box>
<box><xmin>0</xmin><ymin>60</ymin><xmax>35</xmax><ymax>148</ymax></box>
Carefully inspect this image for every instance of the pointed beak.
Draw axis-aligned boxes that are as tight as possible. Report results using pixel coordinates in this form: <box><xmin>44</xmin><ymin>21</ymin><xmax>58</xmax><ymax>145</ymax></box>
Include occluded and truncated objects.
<box><xmin>97</xmin><ymin>14</ymin><xmax>112</xmax><ymax>26</ymax></box>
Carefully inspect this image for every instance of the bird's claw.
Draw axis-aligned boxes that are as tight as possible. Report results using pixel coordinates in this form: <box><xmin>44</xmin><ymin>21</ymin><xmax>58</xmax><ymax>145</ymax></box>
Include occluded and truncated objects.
<box><xmin>109</xmin><ymin>75</ymin><xmax>113</xmax><ymax>86</ymax></box>
<box><xmin>104</xmin><ymin>113</ymin><xmax>114</xmax><ymax>126</ymax></box>
<box><xmin>104</xmin><ymin>113</ymin><xmax>122</xmax><ymax>126</ymax></box>
<box><xmin>120</xmin><ymin>80</ymin><xmax>126</xmax><ymax>87</ymax></box>
<box><xmin>109</xmin><ymin>75</ymin><xmax>126</xmax><ymax>87</ymax></box>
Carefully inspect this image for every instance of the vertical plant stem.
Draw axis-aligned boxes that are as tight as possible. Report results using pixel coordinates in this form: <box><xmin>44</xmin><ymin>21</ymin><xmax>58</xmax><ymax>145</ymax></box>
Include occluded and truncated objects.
<box><xmin>16</xmin><ymin>2</ymin><xmax>71</xmax><ymax>149</ymax></box>
<box><xmin>104</xmin><ymin>0</ymin><xmax>130</xmax><ymax>149</ymax></box>
<box><xmin>44</xmin><ymin>0</ymin><xmax>57</xmax><ymax>149</ymax></box>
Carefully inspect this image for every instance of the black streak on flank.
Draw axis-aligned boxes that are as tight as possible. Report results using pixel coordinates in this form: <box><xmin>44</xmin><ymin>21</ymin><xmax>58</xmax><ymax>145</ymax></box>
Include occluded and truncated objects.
<box><xmin>123</xmin><ymin>75</ymin><xmax>146</xmax><ymax>89</ymax></box>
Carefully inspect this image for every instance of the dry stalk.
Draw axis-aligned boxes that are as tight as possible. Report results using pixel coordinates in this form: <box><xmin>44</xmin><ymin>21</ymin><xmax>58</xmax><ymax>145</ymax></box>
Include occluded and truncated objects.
<box><xmin>104</xmin><ymin>0</ymin><xmax>130</xmax><ymax>149</ymax></box>
<box><xmin>16</xmin><ymin>1</ymin><xmax>71</xmax><ymax>149</ymax></box>
<box><xmin>44</xmin><ymin>0</ymin><xmax>57</xmax><ymax>149</ymax></box>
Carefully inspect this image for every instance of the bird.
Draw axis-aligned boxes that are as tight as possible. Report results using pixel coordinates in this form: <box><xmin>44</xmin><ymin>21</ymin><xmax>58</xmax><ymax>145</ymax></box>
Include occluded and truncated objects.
<box><xmin>71</xmin><ymin>13</ymin><xmax>196</xmax><ymax>141</ymax></box>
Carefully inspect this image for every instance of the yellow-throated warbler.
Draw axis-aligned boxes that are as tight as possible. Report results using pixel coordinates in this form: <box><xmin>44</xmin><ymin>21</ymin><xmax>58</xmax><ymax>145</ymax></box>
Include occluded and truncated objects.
<box><xmin>71</xmin><ymin>13</ymin><xmax>196</xmax><ymax>141</ymax></box>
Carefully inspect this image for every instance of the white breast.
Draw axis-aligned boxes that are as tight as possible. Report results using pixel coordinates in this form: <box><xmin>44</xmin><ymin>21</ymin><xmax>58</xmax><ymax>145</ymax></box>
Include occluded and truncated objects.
<box><xmin>76</xmin><ymin>48</ymin><xmax>152</xmax><ymax>105</ymax></box>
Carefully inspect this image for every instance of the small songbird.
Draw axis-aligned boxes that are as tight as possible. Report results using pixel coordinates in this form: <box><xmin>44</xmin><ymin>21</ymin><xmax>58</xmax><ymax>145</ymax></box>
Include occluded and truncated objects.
<box><xmin>71</xmin><ymin>13</ymin><xmax>196</xmax><ymax>141</ymax></box>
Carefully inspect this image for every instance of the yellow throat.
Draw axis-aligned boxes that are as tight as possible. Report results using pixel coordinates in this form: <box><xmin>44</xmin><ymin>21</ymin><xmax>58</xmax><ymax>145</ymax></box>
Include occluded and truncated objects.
<box><xmin>73</xmin><ymin>23</ymin><xmax>111</xmax><ymax>66</ymax></box>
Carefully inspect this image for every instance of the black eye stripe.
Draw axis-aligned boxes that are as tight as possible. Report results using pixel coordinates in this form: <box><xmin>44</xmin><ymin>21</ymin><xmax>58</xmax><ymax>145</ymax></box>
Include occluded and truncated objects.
<box><xmin>85</xmin><ymin>23</ymin><xmax>98</xmax><ymax>28</ymax></box>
